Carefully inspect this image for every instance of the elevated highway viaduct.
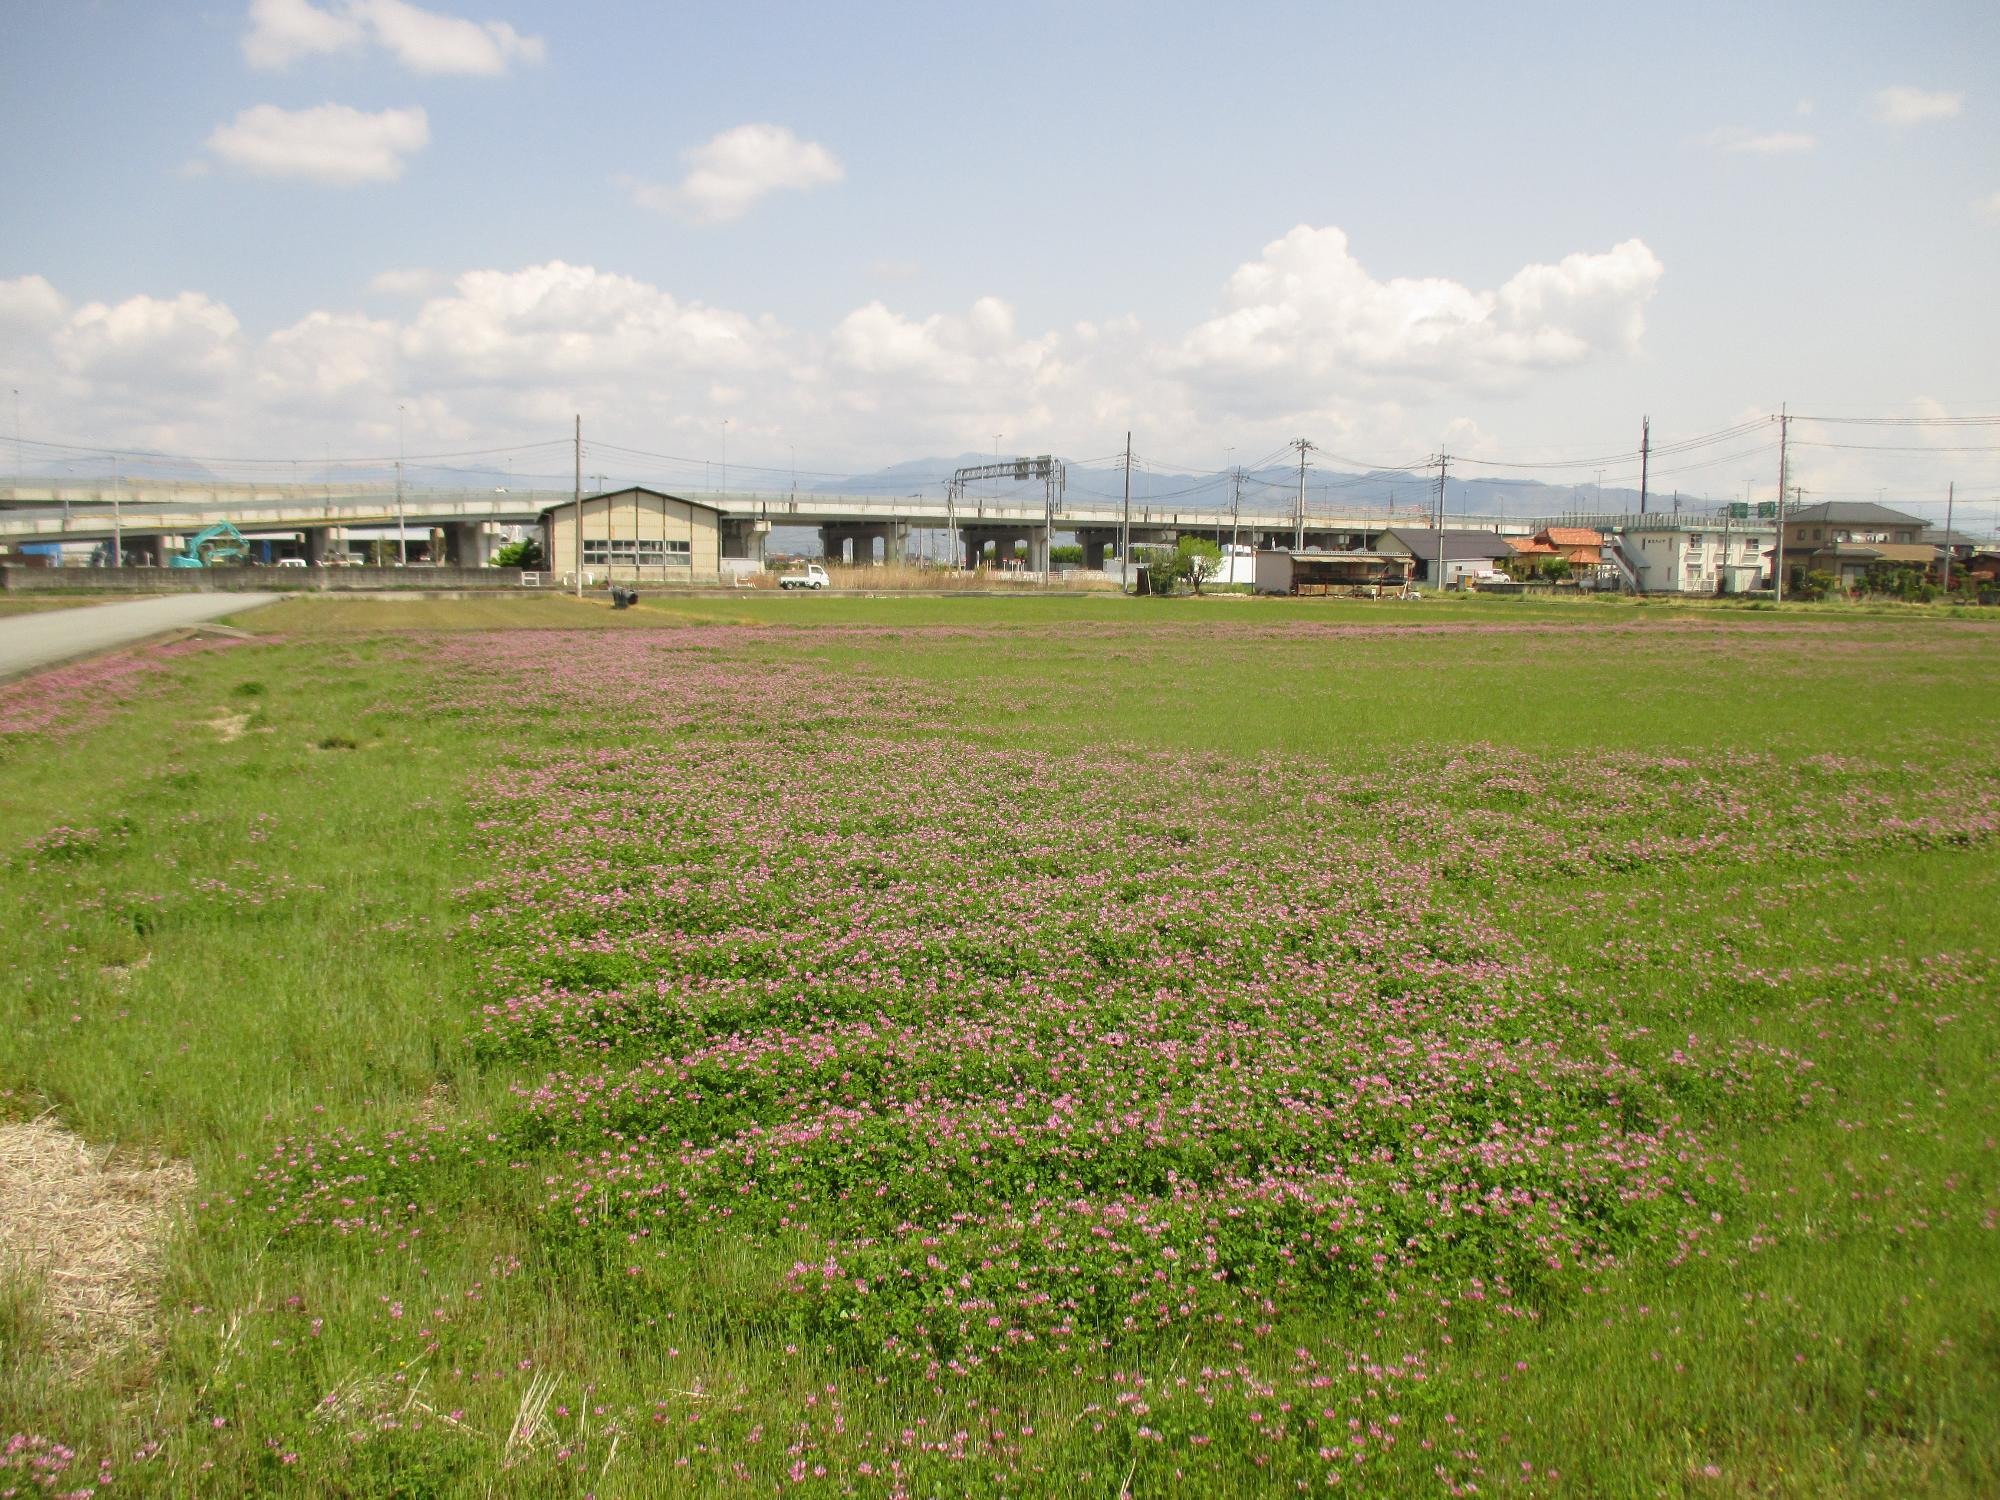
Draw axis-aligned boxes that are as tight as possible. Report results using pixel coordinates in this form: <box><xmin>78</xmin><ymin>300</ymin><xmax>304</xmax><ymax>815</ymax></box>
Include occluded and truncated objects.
<box><xmin>0</xmin><ymin>482</ymin><xmax>1425</xmax><ymax>566</ymax></box>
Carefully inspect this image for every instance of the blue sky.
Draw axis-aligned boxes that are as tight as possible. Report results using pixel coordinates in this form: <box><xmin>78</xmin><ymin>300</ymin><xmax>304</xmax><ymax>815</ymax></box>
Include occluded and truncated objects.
<box><xmin>2</xmin><ymin>1</ymin><xmax>1995</xmax><ymax>510</ymax></box>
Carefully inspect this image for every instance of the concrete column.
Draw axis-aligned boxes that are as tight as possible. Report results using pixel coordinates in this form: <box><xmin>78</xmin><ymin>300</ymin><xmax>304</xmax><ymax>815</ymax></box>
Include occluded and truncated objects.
<box><xmin>965</xmin><ymin>533</ymin><xmax>985</xmax><ymax>569</ymax></box>
<box><xmin>442</xmin><ymin>521</ymin><xmax>489</xmax><ymax>568</ymax></box>
<box><xmin>884</xmin><ymin>523</ymin><xmax>908</xmax><ymax>564</ymax></box>
<box><xmin>1027</xmin><ymin>530</ymin><xmax>1049</xmax><ymax>574</ymax></box>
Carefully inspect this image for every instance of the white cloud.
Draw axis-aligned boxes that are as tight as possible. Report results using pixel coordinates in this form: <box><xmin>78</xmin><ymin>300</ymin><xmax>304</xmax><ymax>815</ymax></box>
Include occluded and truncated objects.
<box><xmin>1872</xmin><ymin>85</ymin><xmax>1963</xmax><ymax>127</ymax></box>
<box><xmin>0</xmin><ymin>275</ymin><xmax>70</xmax><ymax>338</ymax></box>
<box><xmin>397</xmin><ymin>262</ymin><xmax>783</xmax><ymax>390</ymax></box>
<box><xmin>53</xmin><ymin>292</ymin><xmax>243</xmax><ymax>392</ymax></box>
<box><xmin>1</xmin><ymin>230</ymin><xmax>1673</xmax><ymax>466</ymax></box>
<box><xmin>1700</xmin><ymin>126</ymin><xmax>1818</xmax><ymax>155</ymax></box>
<box><xmin>242</xmin><ymin>0</ymin><xmax>544</xmax><ymax>75</ymax></box>
<box><xmin>1171</xmin><ymin>226</ymin><xmax>1663</xmax><ymax>403</ymax></box>
<box><xmin>368</xmin><ymin>267</ymin><xmax>443</xmax><ymax>296</ymax></box>
<box><xmin>354</xmin><ymin>0</ymin><xmax>545</xmax><ymax>75</ymax></box>
<box><xmin>624</xmin><ymin>125</ymin><xmax>844</xmax><ymax>225</ymax></box>
<box><xmin>242</xmin><ymin>0</ymin><xmax>364</xmax><ymax>68</ymax></box>
<box><xmin>1976</xmin><ymin>191</ymin><xmax>2000</xmax><ymax>221</ymax></box>
<box><xmin>204</xmin><ymin>103</ymin><xmax>430</xmax><ymax>184</ymax></box>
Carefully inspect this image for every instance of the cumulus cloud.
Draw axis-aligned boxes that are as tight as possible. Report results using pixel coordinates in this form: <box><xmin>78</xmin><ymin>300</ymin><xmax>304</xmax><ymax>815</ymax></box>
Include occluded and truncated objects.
<box><xmin>1872</xmin><ymin>85</ymin><xmax>1963</xmax><ymax>126</ymax></box>
<box><xmin>0</xmin><ymin>275</ymin><xmax>70</xmax><ymax>337</ymax></box>
<box><xmin>1700</xmin><ymin>126</ymin><xmax>1817</xmax><ymax>155</ymax></box>
<box><xmin>242</xmin><ymin>0</ymin><xmax>545</xmax><ymax>74</ymax></box>
<box><xmin>1</xmin><ymin>228</ymin><xmax>1672</xmax><ymax>463</ymax></box>
<box><xmin>204</xmin><ymin>103</ymin><xmax>430</xmax><ymax>184</ymax></box>
<box><xmin>53</xmin><ymin>292</ymin><xmax>243</xmax><ymax>392</ymax></box>
<box><xmin>624</xmin><ymin>125</ymin><xmax>844</xmax><ymax>225</ymax></box>
<box><xmin>398</xmin><ymin>262</ymin><xmax>780</xmax><ymax>384</ymax></box>
<box><xmin>1172</xmin><ymin>226</ymin><xmax>1663</xmax><ymax>402</ymax></box>
<box><xmin>242</xmin><ymin>0</ymin><xmax>363</xmax><ymax>67</ymax></box>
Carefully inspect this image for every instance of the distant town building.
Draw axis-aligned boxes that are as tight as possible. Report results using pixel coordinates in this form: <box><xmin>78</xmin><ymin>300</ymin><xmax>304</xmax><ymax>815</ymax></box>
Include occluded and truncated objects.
<box><xmin>1255</xmin><ymin>549</ymin><xmax>1413</xmax><ymax>595</ymax></box>
<box><xmin>1780</xmin><ymin>501</ymin><xmax>1930</xmax><ymax>590</ymax></box>
<box><xmin>1614</xmin><ymin>516</ymin><xmax>1770</xmax><ymax>594</ymax></box>
<box><xmin>541</xmin><ymin>487</ymin><xmax>724</xmax><ymax>582</ymax></box>
<box><xmin>1376</xmin><ymin>528</ymin><xmax>1515</xmax><ymax>587</ymax></box>
<box><xmin>1505</xmin><ymin>526</ymin><xmax>1605</xmax><ymax>569</ymax></box>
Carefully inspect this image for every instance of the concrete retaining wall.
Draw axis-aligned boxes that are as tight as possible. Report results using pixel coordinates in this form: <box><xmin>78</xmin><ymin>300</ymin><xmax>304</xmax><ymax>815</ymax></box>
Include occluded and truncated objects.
<box><xmin>0</xmin><ymin>565</ymin><xmax>530</xmax><ymax>593</ymax></box>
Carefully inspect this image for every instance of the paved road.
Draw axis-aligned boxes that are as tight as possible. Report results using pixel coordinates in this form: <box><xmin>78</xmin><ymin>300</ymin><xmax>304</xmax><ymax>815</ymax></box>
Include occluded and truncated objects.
<box><xmin>0</xmin><ymin>593</ymin><xmax>281</xmax><ymax>679</ymax></box>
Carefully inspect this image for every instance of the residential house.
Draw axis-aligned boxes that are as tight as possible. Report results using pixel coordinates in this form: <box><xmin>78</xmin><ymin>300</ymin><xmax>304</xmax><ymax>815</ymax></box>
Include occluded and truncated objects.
<box><xmin>1376</xmin><ymin>528</ymin><xmax>1517</xmax><ymax>587</ymax></box>
<box><xmin>1611</xmin><ymin>516</ymin><xmax>1771</xmax><ymax>594</ymax></box>
<box><xmin>1779</xmin><ymin>501</ymin><xmax>1931</xmax><ymax>591</ymax></box>
<box><xmin>1505</xmin><ymin>526</ymin><xmax>1604</xmax><ymax>574</ymax></box>
<box><xmin>1540</xmin><ymin>526</ymin><xmax>1605</xmax><ymax>566</ymax></box>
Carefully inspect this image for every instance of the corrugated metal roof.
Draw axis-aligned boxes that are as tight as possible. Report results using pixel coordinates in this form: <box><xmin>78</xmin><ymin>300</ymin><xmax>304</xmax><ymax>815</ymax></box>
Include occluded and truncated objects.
<box><xmin>1379</xmin><ymin>528</ymin><xmax>1517</xmax><ymax>561</ymax></box>
<box><xmin>540</xmin><ymin>487</ymin><xmax>723</xmax><ymax>516</ymax></box>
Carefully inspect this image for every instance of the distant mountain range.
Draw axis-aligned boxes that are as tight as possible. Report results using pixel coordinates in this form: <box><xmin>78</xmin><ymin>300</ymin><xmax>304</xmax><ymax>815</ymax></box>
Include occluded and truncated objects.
<box><xmin>815</xmin><ymin>453</ymin><xmax>1677</xmax><ymax>522</ymax></box>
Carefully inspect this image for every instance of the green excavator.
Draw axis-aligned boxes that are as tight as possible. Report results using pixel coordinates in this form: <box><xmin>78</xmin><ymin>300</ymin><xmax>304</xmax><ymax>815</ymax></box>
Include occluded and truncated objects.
<box><xmin>168</xmin><ymin>521</ymin><xmax>251</xmax><ymax>568</ymax></box>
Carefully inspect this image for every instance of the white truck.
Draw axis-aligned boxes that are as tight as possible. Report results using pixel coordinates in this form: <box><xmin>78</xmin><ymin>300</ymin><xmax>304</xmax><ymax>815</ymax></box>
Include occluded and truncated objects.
<box><xmin>779</xmin><ymin>562</ymin><xmax>832</xmax><ymax>591</ymax></box>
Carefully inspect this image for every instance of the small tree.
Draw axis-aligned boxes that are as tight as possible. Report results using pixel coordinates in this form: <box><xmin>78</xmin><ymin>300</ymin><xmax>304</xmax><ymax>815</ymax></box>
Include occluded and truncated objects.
<box><xmin>494</xmin><ymin>538</ymin><xmax>544</xmax><ymax>569</ymax></box>
<box><xmin>1176</xmin><ymin>536</ymin><xmax>1223</xmax><ymax>594</ymax></box>
<box><xmin>1539</xmin><ymin>556</ymin><xmax>1572</xmax><ymax>582</ymax></box>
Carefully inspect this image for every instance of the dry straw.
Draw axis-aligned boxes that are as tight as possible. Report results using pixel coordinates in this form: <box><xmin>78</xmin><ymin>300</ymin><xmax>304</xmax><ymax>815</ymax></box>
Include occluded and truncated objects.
<box><xmin>0</xmin><ymin>1116</ymin><xmax>192</xmax><ymax>1369</ymax></box>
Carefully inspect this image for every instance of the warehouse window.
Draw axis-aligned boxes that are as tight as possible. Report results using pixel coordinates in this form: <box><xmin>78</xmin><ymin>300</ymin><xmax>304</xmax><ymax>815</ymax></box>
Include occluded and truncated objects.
<box><xmin>583</xmin><ymin>538</ymin><xmax>692</xmax><ymax>565</ymax></box>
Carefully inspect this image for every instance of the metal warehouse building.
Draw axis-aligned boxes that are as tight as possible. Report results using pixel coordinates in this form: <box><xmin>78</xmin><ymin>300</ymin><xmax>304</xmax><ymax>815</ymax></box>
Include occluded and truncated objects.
<box><xmin>541</xmin><ymin>487</ymin><xmax>723</xmax><ymax>583</ymax></box>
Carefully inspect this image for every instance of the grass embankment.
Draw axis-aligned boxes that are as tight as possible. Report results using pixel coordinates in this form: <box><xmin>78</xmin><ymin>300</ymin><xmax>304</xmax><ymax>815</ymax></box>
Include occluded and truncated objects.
<box><xmin>0</xmin><ymin>596</ymin><xmax>1995</xmax><ymax>1496</ymax></box>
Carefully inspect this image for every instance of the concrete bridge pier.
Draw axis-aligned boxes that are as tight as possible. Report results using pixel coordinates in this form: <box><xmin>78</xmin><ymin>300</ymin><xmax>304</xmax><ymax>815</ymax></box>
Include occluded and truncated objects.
<box><xmin>821</xmin><ymin>523</ymin><xmax>895</xmax><ymax>565</ymax></box>
<box><xmin>442</xmin><ymin>520</ymin><xmax>492</xmax><ymax>568</ymax></box>
<box><xmin>1026</xmin><ymin>530</ymin><xmax>1049</xmax><ymax>574</ymax></box>
<box><xmin>1075</xmin><ymin>528</ymin><xmax>1117</xmax><ymax>571</ymax></box>
<box><xmin>121</xmin><ymin>534</ymin><xmax>167</xmax><ymax>566</ymax></box>
<box><xmin>301</xmin><ymin>526</ymin><xmax>347</xmax><ymax>567</ymax></box>
<box><xmin>721</xmin><ymin>518</ymin><xmax>769</xmax><ymax>566</ymax></box>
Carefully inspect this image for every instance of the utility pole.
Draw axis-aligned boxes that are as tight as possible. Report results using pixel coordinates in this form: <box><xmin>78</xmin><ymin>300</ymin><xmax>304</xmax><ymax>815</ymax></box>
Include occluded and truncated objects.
<box><xmin>1773</xmin><ymin>404</ymin><xmax>1789</xmax><ymax>603</ymax></box>
<box><xmin>1120</xmin><ymin>430</ymin><xmax>1132</xmax><ymax>591</ymax></box>
<box><xmin>1435</xmin><ymin>451</ymin><xmax>1450</xmax><ymax>591</ymax></box>
<box><xmin>396</xmin><ymin>403</ymin><xmax>408</xmax><ymax>567</ymax></box>
<box><xmin>1293</xmin><ymin>438</ymin><xmax>1309</xmax><ymax>550</ymax></box>
<box><xmin>573</xmin><ymin>414</ymin><xmax>583</xmax><ymax>599</ymax></box>
<box><xmin>1229</xmin><ymin>465</ymin><xmax>1242</xmax><ymax>581</ymax></box>
<box><xmin>111</xmin><ymin>459</ymin><xmax>121</xmax><ymax>568</ymax></box>
<box><xmin>1942</xmin><ymin>481</ymin><xmax>1956</xmax><ymax>593</ymax></box>
<box><xmin>1639</xmin><ymin>416</ymin><xmax>1650</xmax><ymax>515</ymax></box>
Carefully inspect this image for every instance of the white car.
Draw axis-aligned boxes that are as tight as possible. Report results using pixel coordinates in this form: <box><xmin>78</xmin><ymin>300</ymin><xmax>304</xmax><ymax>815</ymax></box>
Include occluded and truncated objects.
<box><xmin>275</xmin><ymin>557</ymin><xmax>308</xmax><ymax>569</ymax></box>
<box><xmin>779</xmin><ymin>562</ymin><xmax>832</xmax><ymax>590</ymax></box>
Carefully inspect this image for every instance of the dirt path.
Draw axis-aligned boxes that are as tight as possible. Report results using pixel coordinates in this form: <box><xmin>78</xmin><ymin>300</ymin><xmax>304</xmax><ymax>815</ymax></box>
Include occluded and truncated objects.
<box><xmin>0</xmin><ymin>593</ymin><xmax>278</xmax><ymax>680</ymax></box>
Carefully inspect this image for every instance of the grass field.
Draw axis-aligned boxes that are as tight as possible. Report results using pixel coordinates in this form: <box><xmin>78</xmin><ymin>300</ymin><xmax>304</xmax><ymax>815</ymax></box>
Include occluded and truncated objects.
<box><xmin>1</xmin><ymin>593</ymin><xmax>1996</xmax><ymax>1497</ymax></box>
